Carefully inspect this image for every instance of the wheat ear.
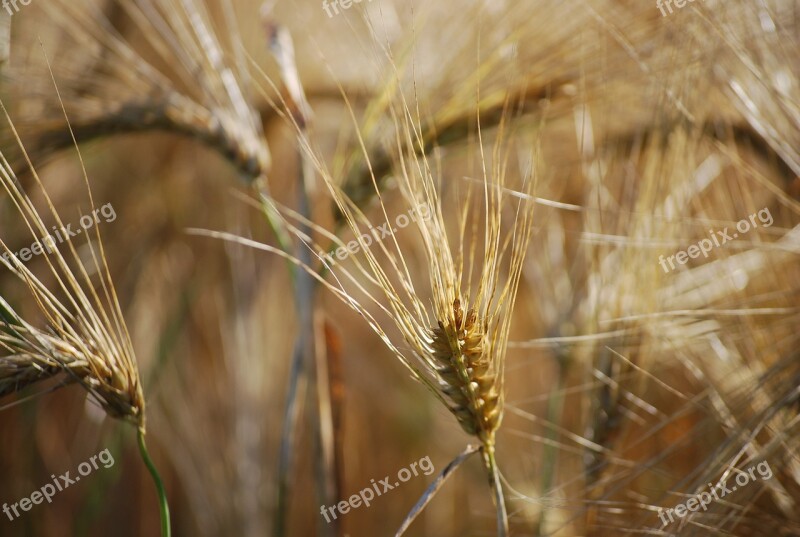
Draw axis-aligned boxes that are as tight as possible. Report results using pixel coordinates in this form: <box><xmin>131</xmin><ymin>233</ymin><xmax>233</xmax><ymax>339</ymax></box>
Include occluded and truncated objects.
<box><xmin>0</xmin><ymin>131</ymin><xmax>145</xmax><ymax>425</ymax></box>
<box><xmin>0</xmin><ymin>71</ymin><xmax>171</xmax><ymax>534</ymax></box>
<box><xmin>196</xmin><ymin>75</ymin><xmax>537</xmax><ymax>534</ymax></box>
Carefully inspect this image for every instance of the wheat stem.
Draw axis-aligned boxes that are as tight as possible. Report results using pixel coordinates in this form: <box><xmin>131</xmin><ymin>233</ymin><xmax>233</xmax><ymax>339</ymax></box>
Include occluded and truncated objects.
<box><xmin>137</xmin><ymin>428</ymin><xmax>171</xmax><ymax>537</ymax></box>
<box><xmin>483</xmin><ymin>445</ymin><xmax>509</xmax><ymax>537</ymax></box>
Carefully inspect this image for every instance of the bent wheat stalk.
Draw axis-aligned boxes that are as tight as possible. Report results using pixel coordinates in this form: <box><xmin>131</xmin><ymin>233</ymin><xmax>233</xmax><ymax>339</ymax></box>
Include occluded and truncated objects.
<box><xmin>10</xmin><ymin>0</ymin><xmax>270</xmax><ymax>184</ymax></box>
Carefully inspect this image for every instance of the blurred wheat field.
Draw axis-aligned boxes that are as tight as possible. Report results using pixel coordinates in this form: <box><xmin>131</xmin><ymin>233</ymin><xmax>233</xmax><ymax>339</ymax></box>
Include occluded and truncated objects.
<box><xmin>0</xmin><ymin>1</ymin><xmax>798</xmax><ymax>536</ymax></box>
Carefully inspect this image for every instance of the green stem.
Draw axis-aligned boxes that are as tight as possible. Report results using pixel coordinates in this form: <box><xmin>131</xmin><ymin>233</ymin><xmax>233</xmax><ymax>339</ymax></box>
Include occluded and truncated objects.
<box><xmin>137</xmin><ymin>428</ymin><xmax>171</xmax><ymax>537</ymax></box>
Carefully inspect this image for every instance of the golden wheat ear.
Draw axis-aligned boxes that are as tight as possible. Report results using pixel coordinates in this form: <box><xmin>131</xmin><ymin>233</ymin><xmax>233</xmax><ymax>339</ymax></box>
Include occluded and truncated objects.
<box><xmin>0</xmin><ymin>82</ymin><xmax>171</xmax><ymax>533</ymax></box>
<box><xmin>180</xmin><ymin>8</ymin><xmax>538</xmax><ymax>528</ymax></box>
<box><xmin>206</xmin><ymin>73</ymin><xmax>536</xmax><ymax>534</ymax></box>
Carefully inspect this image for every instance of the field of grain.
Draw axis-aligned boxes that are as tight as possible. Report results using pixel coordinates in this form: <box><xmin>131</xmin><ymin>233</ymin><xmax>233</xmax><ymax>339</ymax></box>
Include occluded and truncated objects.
<box><xmin>0</xmin><ymin>1</ymin><xmax>798</xmax><ymax>536</ymax></box>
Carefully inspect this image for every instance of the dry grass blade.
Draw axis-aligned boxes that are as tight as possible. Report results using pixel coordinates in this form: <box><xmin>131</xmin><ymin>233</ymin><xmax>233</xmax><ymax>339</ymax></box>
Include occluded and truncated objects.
<box><xmin>395</xmin><ymin>444</ymin><xmax>479</xmax><ymax>537</ymax></box>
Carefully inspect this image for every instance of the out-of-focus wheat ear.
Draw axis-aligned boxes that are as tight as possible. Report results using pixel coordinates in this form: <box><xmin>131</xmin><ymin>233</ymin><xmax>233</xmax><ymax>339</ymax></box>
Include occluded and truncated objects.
<box><xmin>12</xmin><ymin>0</ymin><xmax>269</xmax><ymax>183</ymax></box>
<box><xmin>33</xmin><ymin>93</ymin><xmax>269</xmax><ymax>181</ymax></box>
<box><xmin>343</xmin><ymin>77</ymin><xmax>573</xmax><ymax>215</ymax></box>
<box><xmin>336</xmin><ymin>0</ymin><xmax>589</xmax><ymax>218</ymax></box>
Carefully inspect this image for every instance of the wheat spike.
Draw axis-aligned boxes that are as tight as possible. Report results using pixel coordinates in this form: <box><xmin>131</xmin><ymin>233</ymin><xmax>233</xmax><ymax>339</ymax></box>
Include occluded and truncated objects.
<box><xmin>431</xmin><ymin>298</ymin><xmax>501</xmax><ymax>443</ymax></box>
<box><xmin>0</xmin><ymin>353</ymin><xmax>63</xmax><ymax>399</ymax></box>
<box><xmin>0</xmin><ymin>77</ymin><xmax>173</xmax><ymax>531</ymax></box>
<box><xmin>0</xmin><ymin>98</ymin><xmax>144</xmax><ymax>425</ymax></box>
<box><xmin>193</xmin><ymin>48</ymin><xmax>538</xmax><ymax>531</ymax></box>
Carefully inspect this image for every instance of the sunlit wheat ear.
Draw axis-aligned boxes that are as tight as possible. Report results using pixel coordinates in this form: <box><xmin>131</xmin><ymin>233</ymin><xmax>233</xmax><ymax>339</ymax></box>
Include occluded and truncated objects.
<box><xmin>0</xmin><ymin>312</ymin><xmax>145</xmax><ymax>424</ymax></box>
<box><xmin>321</xmin><ymin>112</ymin><xmax>534</xmax><ymax>535</ymax></box>
<box><xmin>431</xmin><ymin>298</ymin><xmax>500</xmax><ymax>443</ymax></box>
<box><xmin>278</xmin><ymin>83</ymin><xmax>534</xmax><ymax>534</ymax></box>
<box><xmin>192</xmin><ymin>118</ymin><xmax>535</xmax><ymax>533</ymax></box>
